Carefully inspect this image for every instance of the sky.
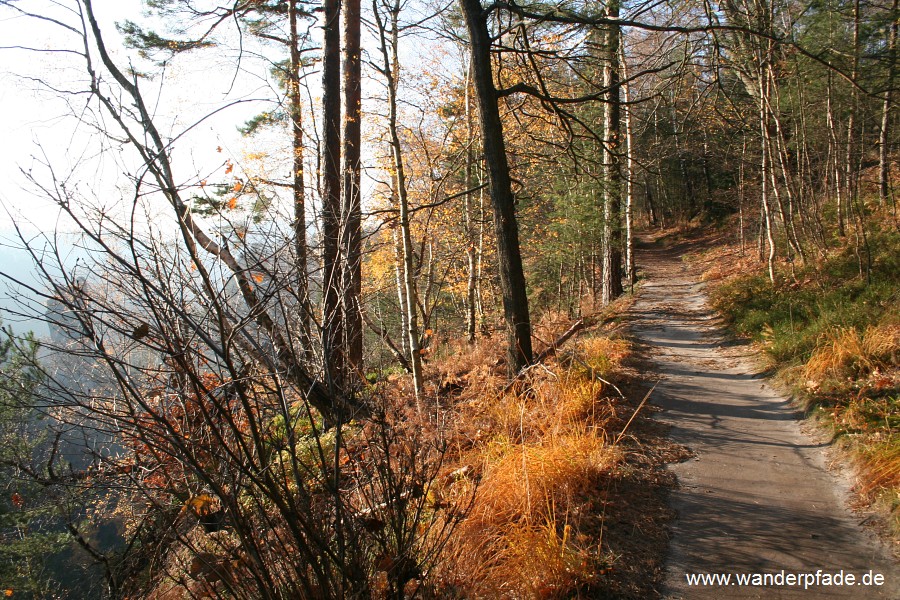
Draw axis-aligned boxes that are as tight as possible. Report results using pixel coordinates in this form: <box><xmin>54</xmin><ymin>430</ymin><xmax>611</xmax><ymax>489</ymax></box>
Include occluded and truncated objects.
<box><xmin>0</xmin><ymin>0</ymin><xmax>283</xmax><ymax>334</ymax></box>
<box><xmin>0</xmin><ymin>0</ymin><xmax>288</xmax><ymax>235</ymax></box>
<box><xmin>1</xmin><ymin>0</ymin><xmax>137</xmax><ymax>232</ymax></box>
<box><xmin>0</xmin><ymin>0</ymin><xmax>459</xmax><ymax>336</ymax></box>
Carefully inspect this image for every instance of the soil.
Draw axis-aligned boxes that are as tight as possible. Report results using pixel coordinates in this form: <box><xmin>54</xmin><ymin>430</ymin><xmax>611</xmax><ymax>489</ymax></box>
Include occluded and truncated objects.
<box><xmin>625</xmin><ymin>232</ymin><xmax>899</xmax><ymax>599</ymax></box>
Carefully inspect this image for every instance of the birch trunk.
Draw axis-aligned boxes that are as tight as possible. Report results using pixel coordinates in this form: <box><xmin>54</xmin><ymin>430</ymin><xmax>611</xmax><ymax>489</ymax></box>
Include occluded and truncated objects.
<box><xmin>374</xmin><ymin>0</ymin><xmax>424</xmax><ymax>399</ymax></box>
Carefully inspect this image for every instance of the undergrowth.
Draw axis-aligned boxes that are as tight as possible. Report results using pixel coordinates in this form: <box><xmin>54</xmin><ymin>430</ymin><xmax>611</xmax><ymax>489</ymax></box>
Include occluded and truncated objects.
<box><xmin>702</xmin><ymin>212</ymin><xmax>900</xmax><ymax>534</ymax></box>
<box><xmin>425</xmin><ymin>325</ymin><xmax>662</xmax><ymax>598</ymax></box>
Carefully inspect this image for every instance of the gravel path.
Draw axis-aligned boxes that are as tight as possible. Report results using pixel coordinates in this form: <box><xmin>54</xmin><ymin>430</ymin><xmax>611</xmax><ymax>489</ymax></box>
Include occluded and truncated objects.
<box><xmin>629</xmin><ymin>236</ymin><xmax>898</xmax><ymax>599</ymax></box>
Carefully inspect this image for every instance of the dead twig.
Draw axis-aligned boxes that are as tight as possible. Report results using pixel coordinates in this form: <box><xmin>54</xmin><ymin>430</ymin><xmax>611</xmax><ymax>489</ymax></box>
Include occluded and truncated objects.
<box><xmin>614</xmin><ymin>382</ymin><xmax>658</xmax><ymax>446</ymax></box>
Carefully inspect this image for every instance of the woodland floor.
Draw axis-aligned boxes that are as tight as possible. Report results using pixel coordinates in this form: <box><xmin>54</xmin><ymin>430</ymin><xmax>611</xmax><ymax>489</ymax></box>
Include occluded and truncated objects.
<box><xmin>626</xmin><ymin>232</ymin><xmax>899</xmax><ymax>599</ymax></box>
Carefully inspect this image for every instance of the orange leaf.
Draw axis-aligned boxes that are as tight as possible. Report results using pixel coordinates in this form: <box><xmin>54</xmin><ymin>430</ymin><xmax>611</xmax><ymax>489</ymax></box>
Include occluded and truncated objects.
<box><xmin>252</xmin><ymin>273</ymin><xmax>264</xmax><ymax>283</ymax></box>
<box><xmin>227</xmin><ymin>197</ymin><xmax>238</xmax><ymax>210</ymax></box>
<box><xmin>224</xmin><ymin>161</ymin><xmax>233</xmax><ymax>175</ymax></box>
<box><xmin>199</xmin><ymin>179</ymin><xmax>207</xmax><ymax>188</ymax></box>
<box><xmin>187</xmin><ymin>494</ymin><xmax>215</xmax><ymax>516</ymax></box>
<box><xmin>216</xmin><ymin>146</ymin><xmax>222</xmax><ymax>153</ymax></box>
<box><xmin>232</xmin><ymin>181</ymin><xmax>243</xmax><ymax>193</ymax></box>
<box><xmin>4</xmin><ymin>589</ymin><xmax>13</xmax><ymax>597</ymax></box>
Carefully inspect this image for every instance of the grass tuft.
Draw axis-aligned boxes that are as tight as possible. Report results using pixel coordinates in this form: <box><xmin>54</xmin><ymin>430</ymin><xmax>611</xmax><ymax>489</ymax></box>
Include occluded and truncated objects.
<box><xmin>431</xmin><ymin>330</ymin><xmax>635</xmax><ymax>598</ymax></box>
<box><xmin>804</xmin><ymin>324</ymin><xmax>900</xmax><ymax>385</ymax></box>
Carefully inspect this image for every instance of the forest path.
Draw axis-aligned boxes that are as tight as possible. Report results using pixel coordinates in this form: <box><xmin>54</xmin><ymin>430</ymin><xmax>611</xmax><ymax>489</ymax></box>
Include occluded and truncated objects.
<box><xmin>627</xmin><ymin>234</ymin><xmax>898</xmax><ymax>599</ymax></box>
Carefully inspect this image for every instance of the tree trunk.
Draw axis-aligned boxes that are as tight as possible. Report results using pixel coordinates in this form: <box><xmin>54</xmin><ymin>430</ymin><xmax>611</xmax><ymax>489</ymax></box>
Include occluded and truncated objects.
<box><xmin>476</xmin><ymin>164</ymin><xmax>488</xmax><ymax>335</ymax></box>
<box><xmin>601</xmin><ymin>1</ymin><xmax>623</xmax><ymax>304</ymax></box>
<box><xmin>739</xmin><ymin>139</ymin><xmax>746</xmax><ymax>255</ymax></box>
<box><xmin>880</xmin><ymin>0</ymin><xmax>898</xmax><ymax>205</ymax></box>
<box><xmin>375</xmin><ymin>0</ymin><xmax>424</xmax><ymax>401</ymax></box>
<box><xmin>845</xmin><ymin>0</ymin><xmax>861</xmax><ymax>220</ymax></box>
<box><xmin>765</xmin><ymin>65</ymin><xmax>805</xmax><ymax>264</ymax></box>
<box><xmin>645</xmin><ymin>177</ymin><xmax>657</xmax><ymax>226</ymax></box>
<box><xmin>392</xmin><ymin>223</ymin><xmax>410</xmax><ymax>358</ymax></box>
<box><xmin>459</xmin><ymin>0</ymin><xmax>533</xmax><ymax>376</ymax></box>
<box><xmin>342</xmin><ymin>0</ymin><xmax>363</xmax><ymax>381</ymax></box>
<box><xmin>289</xmin><ymin>0</ymin><xmax>312</xmax><ymax>360</ymax></box>
<box><xmin>321</xmin><ymin>0</ymin><xmax>344</xmax><ymax>391</ymax></box>
<box><xmin>464</xmin><ymin>60</ymin><xmax>478</xmax><ymax>344</ymax></box>
<box><xmin>759</xmin><ymin>69</ymin><xmax>777</xmax><ymax>284</ymax></box>
<box><xmin>620</xmin><ymin>39</ymin><xmax>635</xmax><ymax>290</ymax></box>
<box><xmin>826</xmin><ymin>71</ymin><xmax>845</xmax><ymax>237</ymax></box>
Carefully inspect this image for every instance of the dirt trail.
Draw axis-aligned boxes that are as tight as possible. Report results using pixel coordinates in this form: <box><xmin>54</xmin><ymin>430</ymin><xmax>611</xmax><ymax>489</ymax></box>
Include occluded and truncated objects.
<box><xmin>628</xmin><ymin>236</ymin><xmax>898</xmax><ymax>599</ymax></box>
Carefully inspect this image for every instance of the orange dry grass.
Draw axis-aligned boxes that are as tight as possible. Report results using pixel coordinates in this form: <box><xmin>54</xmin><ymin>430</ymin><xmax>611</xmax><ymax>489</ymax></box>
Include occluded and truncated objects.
<box><xmin>858</xmin><ymin>443</ymin><xmax>900</xmax><ymax>499</ymax></box>
<box><xmin>804</xmin><ymin>324</ymin><xmax>900</xmax><ymax>384</ymax></box>
<box><xmin>445</xmin><ymin>431</ymin><xmax>616</xmax><ymax>598</ymax></box>
<box><xmin>436</xmin><ymin>336</ymin><xmax>628</xmax><ymax>598</ymax></box>
<box><xmin>469</xmin><ymin>373</ymin><xmax>616</xmax><ymax>447</ymax></box>
<box><xmin>475</xmin><ymin>434</ymin><xmax>616</xmax><ymax>527</ymax></box>
<box><xmin>488</xmin><ymin>518</ymin><xmax>602</xmax><ymax>599</ymax></box>
<box><xmin>574</xmin><ymin>336</ymin><xmax>629</xmax><ymax>378</ymax></box>
<box><xmin>856</xmin><ymin>439</ymin><xmax>900</xmax><ymax>534</ymax></box>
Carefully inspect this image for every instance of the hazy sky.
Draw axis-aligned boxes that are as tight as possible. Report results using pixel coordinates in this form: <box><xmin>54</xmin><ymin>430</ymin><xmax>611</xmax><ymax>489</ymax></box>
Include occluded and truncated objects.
<box><xmin>0</xmin><ymin>0</ymin><xmax>285</xmax><ymax>236</ymax></box>
<box><xmin>1</xmin><ymin>1</ymin><xmax>135</xmax><ymax>233</ymax></box>
<box><xmin>0</xmin><ymin>0</ymin><xmax>457</xmax><ymax>336</ymax></box>
<box><xmin>0</xmin><ymin>0</ymin><xmax>283</xmax><ymax>335</ymax></box>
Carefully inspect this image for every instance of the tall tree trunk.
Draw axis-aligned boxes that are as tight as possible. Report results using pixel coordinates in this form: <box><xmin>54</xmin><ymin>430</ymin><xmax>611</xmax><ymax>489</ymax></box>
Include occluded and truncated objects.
<box><xmin>826</xmin><ymin>72</ymin><xmax>845</xmax><ymax>237</ymax></box>
<box><xmin>459</xmin><ymin>0</ymin><xmax>533</xmax><ymax>376</ymax></box>
<box><xmin>845</xmin><ymin>0</ymin><xmax>861</xmax><ymax>217</ymax></box>
<box><xmin>759</xmin><ymin>67</ymin><xmax>777</xmax><ymax>283</ymax></box>
<box><xmin>342</xmin><ymin>0</ymin><xmax>363</xmax><ymax>381</ymax></box>
<box><xmin>880</xmin><ymin>0</ymin><xmax>898</xmax><ymax>205</ymax></box>
<box><xmin>392</xmin><ymin>223</ymin><xmax>410</xmax><ymax>358</ymax></box>
<box><xmin>645</xmin><ymin>177</ymin><xmax>657</xmax><ymax>226</ymax></box>
<box><xmin>322</xmin><ymin>0</ymin><xmax>345</xmax><ymax>391</ymax></box>
<box><xmin>602</xmin><ymin>2</ymin><xmax>623</xmax><ymax>304</ymax></box>
<box><xmin>464</xmin><ymin>60</ymin><xmax>478</xmax><ymax>344</ymax></box>
<box><xmin>739</xmin><ymin>139</ymin><xmax>746</xmax><ymax>255</ymax></box>
<box><xmin>765</xmin><ymin>65</ymin><xmax>805</xmax><ymax>264</ymax></box>
<box><xmin>374</xmin><ymin>0</ymin><xmax>424</xmax><ymax>401</ymax></box>
<box><xmin>620</xmin><ymin>40</ymin><xmax>636</xmax><ymax>290</ymax></box>
<box><xmin>476</xmin><ymin>164</ymin><xmax>488</xmax><ymax>335</ymax></box>
<box><xmin>289</xmin><ymin>0</ymin><xmax>312</xmax><ymax>360</ymax></box>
